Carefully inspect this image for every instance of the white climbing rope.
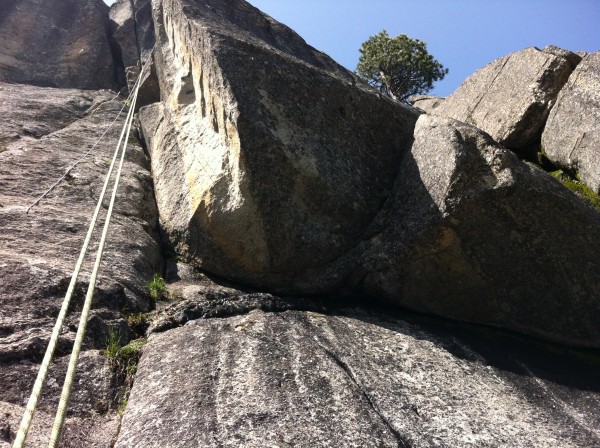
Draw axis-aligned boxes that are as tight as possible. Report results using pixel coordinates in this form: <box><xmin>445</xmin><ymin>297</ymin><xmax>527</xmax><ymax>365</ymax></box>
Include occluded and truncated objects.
<box><xmin>25</xmin><ymin>45</ymin><xmax>154</xmax><ymax>214</ymax></box>
<box><xmin>47</xmin><ymin>76</ymin><xmax>141</xmax><ymax>447</ymax></box>
<box><xmin>25</xmin><ymin>90</ymin><xmax>129</xmax><ymax>214</ymax></box>
<box><xmin>12</xmin><ymin>58</ymin><xmax>149</xmax><ymax>448</ymax></box>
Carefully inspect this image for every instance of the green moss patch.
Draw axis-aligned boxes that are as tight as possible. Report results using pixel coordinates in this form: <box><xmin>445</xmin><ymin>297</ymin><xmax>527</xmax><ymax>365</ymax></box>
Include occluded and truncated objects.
<box><xmin>550</xmin><ymin>170</ymin><xmax>600</xmax><ymax>211</ymax></box>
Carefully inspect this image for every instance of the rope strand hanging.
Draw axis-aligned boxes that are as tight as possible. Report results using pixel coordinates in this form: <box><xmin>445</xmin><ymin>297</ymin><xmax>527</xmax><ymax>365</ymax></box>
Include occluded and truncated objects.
<box><xmin>12</xmin><ymin>51</ymin><xmax>151</xmax><ymax>448</ymax></box>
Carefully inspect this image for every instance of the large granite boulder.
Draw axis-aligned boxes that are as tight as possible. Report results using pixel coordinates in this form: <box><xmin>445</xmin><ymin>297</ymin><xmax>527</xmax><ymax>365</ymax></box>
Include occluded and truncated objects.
<box><xmin>138</xmin><ymin>0</ymin><xmax>600</xmax><ymax>347</ymax></box>
<box><xmin>114</xmin><ymin>290</ymin><xmax>600</xmax><ymax>448</ymax></box>
<box><xmin>542</xmin><ymin>51</ymin><xmax>600</xmax><ymax>193</ymax></box>
<box><xmin>433</xmin><ymin>46</ymin><xmax>579</xmax><ymax>150</ymax></box>
<box><xmin>139</xmin><ymin>0</ymin><xmax>419</xmax><ymax>292</ymax></box>
<box><xmin>0</xmin><ymin>82</ymin><xmax>162</xmax><ymax>446</ymax></box>
<box><xmin>351</xmin><ymin>115</ymin><xmax>600</xmax><ymax>347</ymax></box>
<box><xmin>0</xmin><ymin>0</ymin><xmax>118</xmax><ymax>90</ymax></box>
<box><xmin>109</xmin><ymin>0</ymin><xmax>155</xmax><ymax>72</ymax></box>
<box><xmin>109</xmin><ymin>0</ymin><xmax>159</xmax><ymax>108</ymax></box>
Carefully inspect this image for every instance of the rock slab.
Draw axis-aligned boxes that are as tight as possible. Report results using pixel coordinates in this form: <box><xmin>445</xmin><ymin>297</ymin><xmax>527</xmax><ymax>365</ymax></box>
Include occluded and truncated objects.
<box><xmin>0</xmin><ymin>82</ymin><xmax>162</xmax><ymax>446</ymax></box>
<box><xmin>410</xmin><ymin>94</ymin><xmax>445</xmax><ymax>114</ymax></box>
<box><xmin>0</xmin><ymin>0</ymin><xmax>118</xmax><ymax>90</ymax></box>
<box><xmin>116</xmin><ymin>303</ymin><xmax>600</xmax><ymax>448</ymax></box>
<box><xmin>542</xmin><ymin>51</ymin><xmax>600</xmax><ymax>193</ymax></box>
<box><xmin>433</xmin><ymin>46</ymin><xmax>578</xmax><ymax>149</ymax></box>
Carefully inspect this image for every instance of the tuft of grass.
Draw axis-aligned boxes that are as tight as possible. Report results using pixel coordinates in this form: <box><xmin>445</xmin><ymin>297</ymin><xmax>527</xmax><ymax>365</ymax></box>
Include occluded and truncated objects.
<box><xmin>105</xmin><ymin>330</ymin><xmax>148</xmax><ymax>416</ymax></box>
<box><xmin>105</xmin><ymin>328</ymin><xmax>122</xmax><ymax>359</ymax></box>
<box><xmin>550</xmin><ymin>170</ymin><xmax>600</xmax><ymax>211</ymax></box>
<box><xmin>127</xmin><ymin>312</ymin><xmax>151</xmax><ymax>327</ymax></box>
<box><xmin>117</xmin><ymin>399</ymin><xmax>128</xmax><ymax>416</ymax></box>
<box><xmin>147</xmin><ymin>274</ymin><xmax>166</xmax><ymax>300</ymax></box>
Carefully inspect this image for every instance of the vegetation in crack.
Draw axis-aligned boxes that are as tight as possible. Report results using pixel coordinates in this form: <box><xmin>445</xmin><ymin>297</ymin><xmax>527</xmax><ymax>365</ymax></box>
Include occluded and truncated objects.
<box><xmin>105</xmin><ymin>329</ymin><xmax>148</xmax><ymax>416</ymax></box>
<box><xmin>523</xmin><ymin>145</ymin><xmax>600</xmax><ymax>211</ymax></box>
<box><xmin>147</xmin><ymin>273</ymin><xmax>167</xmax><ymax>301</ymax></box>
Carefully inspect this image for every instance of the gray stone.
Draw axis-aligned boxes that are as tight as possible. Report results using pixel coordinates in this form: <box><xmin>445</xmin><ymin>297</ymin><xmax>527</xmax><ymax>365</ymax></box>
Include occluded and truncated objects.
<box><xmin>139</xmin><ymin>0</ymin><xmax>419</xmax><ymax>293</ymax></box>
<box><xmin>542</xmin><ymin>51</ymin><xmax>600</xmax><ymax>193</ymax></box>
<box><xmin>116</xmin><ymin>304</ymin><xmax>600</xmax><ymax>448</ymax></box>
<box><xmin>353</xmin><ymin>114</ymin><xmax>600</xmax><ymax>347</ymax></box>
<box><xmin>0</xmin><ymin>400</ymin><xmax>120</xmax><ymax>448</ymax></box>
<box><xmin>410</xmin><ymin>94</ymin><xmax>445</xmax><ymax>114</ymax></box>
<box><xmin>109</xmin><ymin>0</ymin><xmax>159</xmax><ymax>108</ymax></box>
<box><xmin>0</xmin><ymin>82</ymin><xmax>162</xmax><ymax>445</ymax></box>
<box><xmin>109</xmin><ymin>0</ymin><xmax>155</xmax><ymax>72</ymax></box>
<box><xmin>0</xmin><ymin>0</ymin><xmax>118</xmax><ymax>90</ymax></box>
<box><xmin>433</xmin><ymin>46</ymin><xmax>578</xmax><ymax>149</ymax></box>
<box><xmin>543</xmin><ymin>45</ymin><xmax>582</xmax><ymax>69</ymax></box>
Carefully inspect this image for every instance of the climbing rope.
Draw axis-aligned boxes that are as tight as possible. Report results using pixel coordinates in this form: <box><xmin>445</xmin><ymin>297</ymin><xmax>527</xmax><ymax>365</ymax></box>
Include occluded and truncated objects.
<box><xmin>12</xmin><ymin>54</ymin><xmax>150</xmax><ymax>448</ymax></box>
<box><xmin>47</xmin><ymin>76</ymin><xmax>141</xmax><ymax>448</ymax></box>
<box><xmin>25</xmin><ymin>90</ymin><xmax>129</xmax><ymax>214</ymax></box>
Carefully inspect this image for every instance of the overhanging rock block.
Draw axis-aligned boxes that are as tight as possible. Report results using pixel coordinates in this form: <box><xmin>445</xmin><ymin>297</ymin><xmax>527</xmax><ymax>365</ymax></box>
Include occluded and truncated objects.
<box><xmin>140</xmin><ymin>0</ymin><xmax>420</xmax><ymax>292</ymax></box>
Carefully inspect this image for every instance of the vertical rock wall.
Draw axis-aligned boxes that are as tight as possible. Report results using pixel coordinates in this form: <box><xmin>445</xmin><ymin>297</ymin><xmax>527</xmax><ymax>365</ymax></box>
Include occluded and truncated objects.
<box><xmin>139</xmin><ymin>0</ymin><xmax>419</xmax><ymax>291</ymax></box>
<box><xmin>0</xmin><ymin>0</ymin><xmax>119</xmax><ymax>89</ymax></box>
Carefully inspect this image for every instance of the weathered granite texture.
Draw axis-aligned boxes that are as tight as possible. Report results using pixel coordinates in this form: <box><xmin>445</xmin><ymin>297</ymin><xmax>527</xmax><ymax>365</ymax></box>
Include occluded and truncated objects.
<box><xmin>542</xmin><ymin>51</ymin><xmax>600</xmax><ymax>193</ymax></box>
<box><xmin>139</xmin><ymin>0</ymin><xmax>419</xmax><ymax>293</ymax></box>
<box><xmin>433</xmin><ymin>46</ymin><xmax>579</xmax><ymax>149</ymax></box>
<box><xmin>109</xmin><ymin>0</ymin><xmax>155</xmax><ymax>71</ymax></box>
<box><xmin>0</xmin><ymin>0</ymin><xmax>118</xmax><ymax>90</ymax></box>
<box><xmin>351</xmin><ymin>115</ymin><xmax>600</xmax><ymax>347</ymax></box>
<box><xmin>136</xmin><ymin>0</ymin><xmax>600</xmax><ymax>347</ymax></box>
<box><xmin>109</xmin><ymin>0</ymin><xmax>160</xmax><ymax>109</ymax></box>
<box><xmin>115</xmin><ymin>292</ymin><xmax>600</xmax><ymax>448</ymax></box>
<box><xmin>410</xmin><ymin>94</ymin><xmax>445</xmax><ymax>114</ymax></box>
<box><xmin>0</xmin><ymin>82</ymin><xmax>162</xmax><ymax>446</ymax></box>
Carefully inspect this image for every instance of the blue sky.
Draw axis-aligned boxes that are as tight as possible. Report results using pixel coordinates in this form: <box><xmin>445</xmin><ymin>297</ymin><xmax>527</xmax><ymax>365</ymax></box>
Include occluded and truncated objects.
<box><xmin>104</xmin><ymin>0</ymin><xmax>600</xmax><ymax>97</ymax></box>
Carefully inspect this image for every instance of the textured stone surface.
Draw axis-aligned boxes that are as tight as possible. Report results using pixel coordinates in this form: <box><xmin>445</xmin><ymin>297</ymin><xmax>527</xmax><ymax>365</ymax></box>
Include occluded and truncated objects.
<box><xmin>0</xmin><ymin>82</ymin><xmax>162</xmax><ymax>445</ymax></box>
<box><xmin>109</xmin><ymin>0</ymin><xmax>155</xmax><ymax>72</ymax></box>
<box><xmin>542</xmin><ymin>51</ymin><xmax>600</xmax><ymax>193</ymax></box>
<box><xmin>0</xmin><ymin>351</ymin><xmax>121</xmax><ymax>447</ymax></box>
<box><xmin>116</xmin><ymin>303</ymin><xmax>600</xmax><ymax>448</ymax></box>
<box><xmin>410</xmin><ymin>94</ymin><xmax>445</xmax><ymax>114</ymax></box>
<box><xmin>109</xmin><ymin>0</ymin><xmax>160</xmax><ymax>108</ymax></box>
<box><xmin>139</xmin><ymin>0</ymin><xmax>419</xmax><ymax>292</ymax></box>
<box><xmin>0</xmin><ymin>0</ymin><xmax>118</xmax><ymax>90</ymax></box>
<box><xmin>0</xmin><ymin>400</ymin><xmax>120</xmax><ymax>448</ymax></box>
<box><xmin>351</xmin><ymin>114</ymin><xmax>600</xmax><ymax>347</ymax></box>
<box><xmin>433</xmin><ymin>46</ymin><xmax>578</xmax><ymax>149</ymax></box>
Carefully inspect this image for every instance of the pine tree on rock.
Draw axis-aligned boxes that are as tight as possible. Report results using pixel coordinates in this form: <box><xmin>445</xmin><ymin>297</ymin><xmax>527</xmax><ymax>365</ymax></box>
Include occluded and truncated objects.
<box><xmin>356</xmin><ymin>30</ymin><xmax>448</xmax><ymax>103</ymax></box>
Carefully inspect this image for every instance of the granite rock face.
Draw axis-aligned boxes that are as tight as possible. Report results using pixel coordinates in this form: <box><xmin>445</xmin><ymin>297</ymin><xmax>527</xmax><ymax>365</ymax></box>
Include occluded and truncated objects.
<box><xmin>137</xmin><ymin>0</ymin><xmax>600</xmax><ymax>347</ymax></box>
<box><xmin>433</xmin><ymin>46</ymin><xmax>579</xmax><ymax>150</ymax></box>
<box><xmin>542</xmin><ymin>51</ymin><xmax>600</xmax><ymax>193</ymax></box>
<box><xmin>115</xmin><ymin>293</ymin><xmax>600</xmax><ymax>448</ymax></box>
<box><xmin>109</xmin><ymin>0</ymin><xmax>159</xmax><ymax>108</ymax></box>
<box><xmin>352</xmin><ymin>115</ymin><xmax>600</xmax><ymax>347</ymax></box>
<box><xmin>109</xmin><ymin>0</ymin><xmax>155</xmax><ymax>72</ymax></box>
<box><xmin>0</xmin><ymin>82</ymin><xmax>162</xmax><ymax>445</ymax></box>
<box><xmin>0</xmin><ymin>0</ymin><xmax>118</xmax><ymax>90</ymax></box>
<box><xmin>410</xmin><ymin>94</ymin><xmax>445</xmax><ymax>114</ymax></box>
<box><xmin>139</xmin><ymin>0</ymin><xmax>419</xmax><ymax>293</ymax></box>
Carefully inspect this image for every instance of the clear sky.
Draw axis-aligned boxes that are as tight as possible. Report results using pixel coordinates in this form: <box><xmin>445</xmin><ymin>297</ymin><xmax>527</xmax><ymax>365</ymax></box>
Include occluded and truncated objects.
<box><xmin>104</xmin><ymin>0</ymin><xmax>600</xmax><ymax>97</ymax></box>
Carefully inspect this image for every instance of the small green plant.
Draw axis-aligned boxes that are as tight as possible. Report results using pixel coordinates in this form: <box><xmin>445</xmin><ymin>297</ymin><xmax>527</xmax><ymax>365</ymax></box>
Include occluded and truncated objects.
<box><xmin>105</xmin><ymin>328</ymin><xmax>122</xmax><ymax>359</ymax></box>
<box><xmin>105</xmin><ymin>334</ymin><xmax>148</xmax><ymax>416</ymax></box>
<box><xmin>117</xmin><ymin>399</ymin><xmax>128</xmax><ymax>416</ymax></box>
<box><xmin>127</xmin><ymin>312</ymin><xmax>151</xmax><ymax>328</ymax></box>
<box><xmin>550</xmin><ymin>170</ymin><xmax>600</xmax><ymax>211</ymax></box>
<box><xmin>147</xmin><ymin>273</ymin><xmax>166</xmax><ymax>300</ymax></box>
